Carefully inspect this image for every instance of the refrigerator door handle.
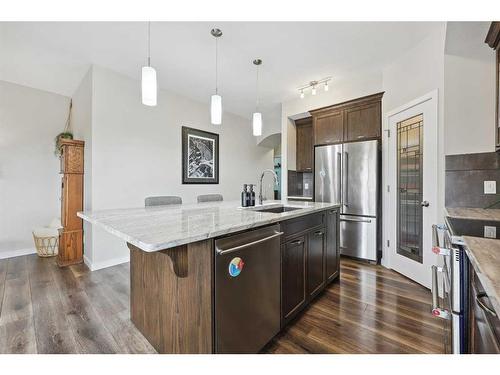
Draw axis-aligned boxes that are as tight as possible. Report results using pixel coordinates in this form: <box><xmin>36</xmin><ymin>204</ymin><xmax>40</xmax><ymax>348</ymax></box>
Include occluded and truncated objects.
<box><xmin>343</xmin><ymin>151</ymin><xmax>349</xmax><ymax>207</ymax></box>
<box><xmin>337</xmin><ymin>152</ymin><xmax>342</xmax><ymax>204</ymax></box>
<box><xmin>431</xmin><ymin>265</ymin><xmax>451</xmax><ymax>320</ymax></box>
<box><xmin>340</xmin><ymin>217</ymin><xmax>372</xmax><ymax>223</ymax></box>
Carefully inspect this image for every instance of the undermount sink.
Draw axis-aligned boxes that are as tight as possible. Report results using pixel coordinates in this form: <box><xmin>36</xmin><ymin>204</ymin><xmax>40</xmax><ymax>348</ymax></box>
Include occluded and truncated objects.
<box><xmin>253</xmin><ymin>205</ymin><xmax>303</xmax><ymax>214</ymax></box>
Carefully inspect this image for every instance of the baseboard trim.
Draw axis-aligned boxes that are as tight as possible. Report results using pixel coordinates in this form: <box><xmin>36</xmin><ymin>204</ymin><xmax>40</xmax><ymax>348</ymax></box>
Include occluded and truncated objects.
<box><xmin>0</xmin><ymin>247</ymin><xmax>37</xmax><ymax>260</ymax></box>
<box><xmin>84</xmin><ymin>254</ymin><xmax>130</xmax><ymax>271</ymax></box>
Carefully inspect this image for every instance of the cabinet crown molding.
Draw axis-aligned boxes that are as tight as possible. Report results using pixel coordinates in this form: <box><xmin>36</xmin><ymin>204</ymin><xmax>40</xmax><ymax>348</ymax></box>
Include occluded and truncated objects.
<box><xmin>309</xmin><ymin>91</ymin><xmax>384</xmax><ymax>115</ymax></box>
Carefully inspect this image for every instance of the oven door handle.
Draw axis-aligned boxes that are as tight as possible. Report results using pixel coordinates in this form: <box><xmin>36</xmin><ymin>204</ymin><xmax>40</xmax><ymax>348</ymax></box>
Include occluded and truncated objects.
<box><xmin>431</xmin><ymin>265</ymin><xmax>451</xmax><ymax>320</ymax></box>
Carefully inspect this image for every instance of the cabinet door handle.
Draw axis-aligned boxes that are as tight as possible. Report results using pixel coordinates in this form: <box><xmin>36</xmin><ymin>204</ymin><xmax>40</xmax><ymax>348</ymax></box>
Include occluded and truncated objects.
<box><xmin>314</xmin><ymin>231</ymin><xmax>324</xmax><ymax>236</ymax></box>
<box><xmin>476</xmin><ymin>292</ymin><xmax>498</xmax><ymax>317</ymax></box>
<box><xmin>290</xmin><ymin>239</ymin><xmax>303</xmax><ymax>245</ymax></box>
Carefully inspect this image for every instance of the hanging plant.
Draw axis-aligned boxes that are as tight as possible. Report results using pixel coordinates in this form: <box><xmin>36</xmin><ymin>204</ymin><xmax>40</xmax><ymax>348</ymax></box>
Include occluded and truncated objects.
<box><xmin>55</xmin><ymin>100</ymin><xmax>73</xmax><ymax>156</ymax></box>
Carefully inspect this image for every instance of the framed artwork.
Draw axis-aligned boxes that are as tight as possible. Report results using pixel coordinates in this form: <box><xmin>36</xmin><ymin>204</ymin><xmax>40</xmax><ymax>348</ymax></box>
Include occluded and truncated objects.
<box><xmin>182</xmin><ymin>126</ymin><xmax>219</xmax><ymax>184</ymax></box>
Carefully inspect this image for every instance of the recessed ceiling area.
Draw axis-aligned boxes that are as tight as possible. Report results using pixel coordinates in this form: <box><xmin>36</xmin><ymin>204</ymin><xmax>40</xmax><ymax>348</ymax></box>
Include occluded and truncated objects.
<box><xmin>0</xmin><ymin>22</ymin><xmax>442</xmax><ymax>119</ymax></box>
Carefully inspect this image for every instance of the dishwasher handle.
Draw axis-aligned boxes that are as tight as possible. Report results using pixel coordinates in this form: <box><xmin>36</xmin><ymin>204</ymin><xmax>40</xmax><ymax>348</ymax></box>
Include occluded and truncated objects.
<box><xmin>216</xmin><ymin>231</ymin><xmax>284</xmax><ymax>256</ymax></box>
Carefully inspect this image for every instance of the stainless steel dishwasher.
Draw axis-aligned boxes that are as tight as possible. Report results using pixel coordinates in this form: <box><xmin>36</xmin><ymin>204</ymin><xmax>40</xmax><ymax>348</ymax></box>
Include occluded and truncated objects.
<box><xmin>215</xmin><ymin>223</ymin><xmax>282</xmax><ymax>353</ymax></box>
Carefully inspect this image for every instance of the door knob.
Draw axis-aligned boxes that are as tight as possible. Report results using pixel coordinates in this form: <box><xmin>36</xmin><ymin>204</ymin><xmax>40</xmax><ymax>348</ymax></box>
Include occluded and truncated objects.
<box><xmin>421</xmin><ymin>201</ymin><xmax>430</xmax><ymax>207</ymax></box>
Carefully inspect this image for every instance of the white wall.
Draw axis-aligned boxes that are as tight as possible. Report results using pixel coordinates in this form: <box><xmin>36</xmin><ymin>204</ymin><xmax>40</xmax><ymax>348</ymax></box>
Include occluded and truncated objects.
<box><xmin>0</xmin><ymin>80</ymin><xmax>70</xmax><ymax>258</ymax></box>
<box><xmin>71</xmin><ymin>67</ymin><xmax>94</xmax><ymax>263</ymax></box>
<box><xmin>79</xmin><ymin>65</ymin><xmax>274</xmax><ymax>270</ymax></box>
<box><xmin>444</xmin><ymin>23</ymin><xmax>496</xmax><ymax>155</ymax></box>
<box><xmin>381</xmin><ymin>24</ymin><xmax>447</xmax><ymax>269</ymax></box>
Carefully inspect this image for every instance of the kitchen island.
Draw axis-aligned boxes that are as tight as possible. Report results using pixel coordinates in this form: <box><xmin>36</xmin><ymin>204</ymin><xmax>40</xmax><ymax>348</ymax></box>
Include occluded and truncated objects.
<box><xmin>78</xmin><ymin>200</ymin><xmax>341</xmax><ymax>354</ymax></box>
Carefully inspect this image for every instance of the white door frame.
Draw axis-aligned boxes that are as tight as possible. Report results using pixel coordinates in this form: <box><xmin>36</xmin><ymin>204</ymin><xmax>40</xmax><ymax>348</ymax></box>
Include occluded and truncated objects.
<box><xmin>382</xmin><ymin>90</ymin><xmax>439</xmax><ymax>288</ymax></box>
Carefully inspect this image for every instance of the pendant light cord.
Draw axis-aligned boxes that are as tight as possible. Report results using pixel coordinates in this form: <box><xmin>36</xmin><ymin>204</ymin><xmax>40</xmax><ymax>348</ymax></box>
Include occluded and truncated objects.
<box><xmin>147</xmin><ymin>21</ymin><xmax>151</xmax><ymax>67</ymax></box>
<box><xmin>215</xmin><ymin>36</ymin><xmax>218</xmax><ymax>95</ymax></box>
<box><xmin>256</xmin><ymin>64</ymin><xmax>260</xmax><ymax>111</ymax></box>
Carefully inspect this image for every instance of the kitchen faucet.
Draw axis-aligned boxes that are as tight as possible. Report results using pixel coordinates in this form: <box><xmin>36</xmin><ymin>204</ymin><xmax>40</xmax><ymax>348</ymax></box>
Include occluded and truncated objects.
<box><xmin>259</xmin><ymin>169</ymin><xmax>278</xmax><ymax>205</ymax></box>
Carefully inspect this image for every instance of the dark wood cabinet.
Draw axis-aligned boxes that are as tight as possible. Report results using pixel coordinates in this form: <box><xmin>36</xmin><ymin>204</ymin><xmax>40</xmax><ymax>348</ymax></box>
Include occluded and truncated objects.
<box><xmin>469</xmin><ymin>266</ymin><xmax>500</xmax><ymax>354</ymax></box>
<box><xmin>295</xmin><ymin>117</ymin><xmax>313</xmax><ymax>172</ymax></box>
<box><xmin>281</xmin><ymin>210</ymin><xmax>340</xmax><ymax>325</ymax></box>
<box><xmin>282</xmin><ymin>235</ymin><xmax>307</xmax><ymax>321</ymax></box>
<box><xmin>313</xmin><ymin>109</ymin><xmax>344</xmax><ymax>145</ymax></box>
<box><xmin>344</xmin><ymin>101</ymin><xmax>381</xmax><ymax>141</ymax></box>
<box><xmin>307</xmin><ymin>228</ymin><xmax>325</xmax><ymax>298</ymax></box>
<box><xmin>485</xmin><ymin>22</ymin><xmax>500</xmax><ymax>150</ymax></box>
<box><xmin>310</xmin><ymin>92</ymin><xmax>383</xmax><ymax>146</ymax></box>
<box><xmin>325</xmin><ymin>209</ymin><xmax>340</xmax><ymax>281</ymax></box>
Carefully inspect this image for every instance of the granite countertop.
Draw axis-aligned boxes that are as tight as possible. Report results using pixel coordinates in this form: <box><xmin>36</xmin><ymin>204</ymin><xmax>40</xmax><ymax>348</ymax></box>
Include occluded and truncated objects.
<box><xmin>78</xmin><ymin>200</ymin><xmax>340</xmax><ymax>252</ymax></box>
<box><xmin>461</xmin><ymin>236</ymin><xmax>500</xmax><ymax>317</ymax></box>
<box><xmin>446</xmin><ymin>207</ymin><xmax>500</xmax><ymax>221</ymax></box>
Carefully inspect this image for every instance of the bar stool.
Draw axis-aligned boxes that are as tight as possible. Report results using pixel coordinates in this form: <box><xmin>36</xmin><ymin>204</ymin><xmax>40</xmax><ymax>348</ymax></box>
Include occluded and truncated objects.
<box><xmin>145</xmin><ymin>196</ymin><xmax>182</xmax><ymax>207</ymax></box>
<box><xmin>197</xmin><ymin>194</ymin><xmax>223</xmax><ymax>203</ymax></box>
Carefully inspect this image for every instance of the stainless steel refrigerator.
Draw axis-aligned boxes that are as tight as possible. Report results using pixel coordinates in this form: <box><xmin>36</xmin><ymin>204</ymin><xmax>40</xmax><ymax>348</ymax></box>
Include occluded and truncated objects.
<box><xmin>315</xmin><ymin>140</ymin><xmax>379</xmax><ymax>261</ymax></box>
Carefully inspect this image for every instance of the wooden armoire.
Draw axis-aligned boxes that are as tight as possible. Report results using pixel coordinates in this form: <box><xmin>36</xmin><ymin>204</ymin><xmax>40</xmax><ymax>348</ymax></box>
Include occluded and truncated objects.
<box><xmin>58</xmin><ymin>139</ymin><xmax>84</xmax><ymax>267</ymax></box>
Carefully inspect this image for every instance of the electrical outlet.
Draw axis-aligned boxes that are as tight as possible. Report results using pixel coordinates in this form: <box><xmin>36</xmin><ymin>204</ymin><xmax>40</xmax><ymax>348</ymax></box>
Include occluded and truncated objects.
<box><xmin>484</xmin><ymin>181</ymin><xmax>497</xmax><ymax>194</ymax></box>
<box><xmin>484</xmin><ymin>226</ymin><xmax>497</xmax><ymax>239</ymax></box>
<box><xmin>304</xmin><ymin>183</ymin><xmax>309</xmax><ymax>190</ymax></box>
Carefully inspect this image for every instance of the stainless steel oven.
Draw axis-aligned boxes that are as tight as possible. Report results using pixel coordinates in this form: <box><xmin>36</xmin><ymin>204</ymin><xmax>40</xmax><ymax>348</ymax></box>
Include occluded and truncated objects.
<box><xmin>431</xmin><ymin>223</ymin><xmax>469</xmax><ymax>354</ymax></box>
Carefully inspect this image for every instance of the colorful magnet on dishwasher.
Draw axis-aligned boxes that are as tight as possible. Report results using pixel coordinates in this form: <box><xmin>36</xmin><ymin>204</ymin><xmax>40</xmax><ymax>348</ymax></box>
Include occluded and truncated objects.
<box><xmin>228</xmin><ymin>257</ymin><xmax>244</xmax><ymax>277</ymax></box>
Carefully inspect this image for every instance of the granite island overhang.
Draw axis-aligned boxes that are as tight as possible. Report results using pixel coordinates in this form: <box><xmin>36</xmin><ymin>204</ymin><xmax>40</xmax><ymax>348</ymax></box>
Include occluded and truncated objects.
<box><xmin>78</xmin><ymin>200</ymin><xmax>341</xmax><ymax>353</ymax></box>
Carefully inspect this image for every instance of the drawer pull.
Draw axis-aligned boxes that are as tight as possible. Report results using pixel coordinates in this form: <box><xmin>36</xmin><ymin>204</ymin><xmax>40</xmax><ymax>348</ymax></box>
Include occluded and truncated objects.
<box><xmin>314</xmin><ymin>231</ymin><xmax>324</xmax><ymax>236</ymax></box>
<box><xmin>290</xmin><ymin>239</ymin><xmax>303</xmax><ymax>245</ymax></box>
<box><xmin>476</xmin><ymin>293</ymin><xmax>498</xmax><ymax>317</ymax></box>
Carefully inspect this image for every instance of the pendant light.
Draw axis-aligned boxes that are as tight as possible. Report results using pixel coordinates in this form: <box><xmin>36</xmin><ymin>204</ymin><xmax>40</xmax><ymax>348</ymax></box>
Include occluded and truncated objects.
<box><xmin>210</xmin><ymin>28</ymin><xmax>223</xmax><ymax>125</ymax></box>
<box><xmin>252</xmin><ymin>59</ymin><xmax>263</xmax><ymax>137</ymax></box>
<box><xmin>141</xmin><ymin>22</ymin><xmax>157</xmax><ymax>106</ymax></box>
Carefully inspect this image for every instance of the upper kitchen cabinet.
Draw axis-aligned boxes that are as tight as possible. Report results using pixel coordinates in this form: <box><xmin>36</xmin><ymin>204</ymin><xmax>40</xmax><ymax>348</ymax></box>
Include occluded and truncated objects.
<box><xmin>312</xmin><ymin>108</ymin><xmax>344</xmax><ymax>145</ymax></box>
<box><xmin>295</xmin><ymin>117</ymin><xmax>313</xmax><ymax>172</ymax></box>
<box><xmin>485</xmin><ymin>22</ymin><xmax>500</xmax><ymax>150</ymax></box>
<box><xmin>310</xmin><ymin>92</ymin><xmax>383</xmax><ymax>146</ymax></box>
<box><xmin>344</xmin><ymin>100</ymin><xmax>381</xmax><ymax>141</ymax></box>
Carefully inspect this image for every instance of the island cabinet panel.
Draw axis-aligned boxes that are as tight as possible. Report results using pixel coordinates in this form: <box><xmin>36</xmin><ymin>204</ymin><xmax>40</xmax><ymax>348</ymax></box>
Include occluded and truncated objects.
<box><xmin>307</xmin><ymin>227</ymin><xmax>326</xmax><ymax>298</ymax></box>
<box><xmin>128</xmin><ymin>239</ymin><xmax>214</xmax><ymax>354</ymax></box>
<box><xmin>280</xmin><ymin>210</ymin><xmax>340</xmax><ymax>326</ymax></box>
<box><xmin>325</xmin><ymin>209</ymin><xmax>340</xmax><ymax>281</ymax></box>
<box><xmin>281</xmin><ymin>236</ymin><xmax>307</xmax><ymax>323</ymax></box>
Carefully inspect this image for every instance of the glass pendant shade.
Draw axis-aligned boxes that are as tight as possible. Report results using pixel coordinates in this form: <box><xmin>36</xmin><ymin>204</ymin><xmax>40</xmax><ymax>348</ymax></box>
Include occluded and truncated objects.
<box><xmin>141</xmin><ymin>66</ymin><xmax>157</xmax><ymax>106</ymax></box>
<box><xmin>252</xmin><ymin>112</ymin><xmax>262</xmax><ymax>136</ymax></box>
<box><xmin>211</xmin><ymin>94</ymin><xmax>222</xmax><ymax>125</ymax></box>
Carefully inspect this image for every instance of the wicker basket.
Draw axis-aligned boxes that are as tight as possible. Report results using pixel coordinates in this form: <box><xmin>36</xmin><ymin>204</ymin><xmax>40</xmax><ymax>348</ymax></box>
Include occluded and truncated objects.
<box><xmin>32</xmin><ymin>229</ymin><xmax>59</xmax><ymax>257</ymax></box>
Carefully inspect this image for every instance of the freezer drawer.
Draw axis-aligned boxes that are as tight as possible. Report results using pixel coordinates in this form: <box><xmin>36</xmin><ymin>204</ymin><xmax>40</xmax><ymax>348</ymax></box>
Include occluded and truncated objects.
<box><xmin>339</xmin><ymin>215</ymin><xmax>377</xmax><ymax>261</ymax></box>
<box><xmin>215</xmin><ymin>224</ymin><xmax>282</xmax><ymax>354</ymax></box>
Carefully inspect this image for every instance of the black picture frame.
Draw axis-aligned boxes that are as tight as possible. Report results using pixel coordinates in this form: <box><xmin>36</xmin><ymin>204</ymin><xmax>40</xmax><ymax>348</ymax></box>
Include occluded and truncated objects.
<box><xmin>182</xmin><ymin>126</ymin><xmax>219</xmax><ymax>184</ymax></box>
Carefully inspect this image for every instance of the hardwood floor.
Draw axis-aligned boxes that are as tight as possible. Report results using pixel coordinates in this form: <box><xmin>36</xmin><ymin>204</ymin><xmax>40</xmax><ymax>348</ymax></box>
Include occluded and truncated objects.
<box><xmin>0</xmin><ymin>254</ymin><xmax>443</xmax><ymax>354</ymax></box>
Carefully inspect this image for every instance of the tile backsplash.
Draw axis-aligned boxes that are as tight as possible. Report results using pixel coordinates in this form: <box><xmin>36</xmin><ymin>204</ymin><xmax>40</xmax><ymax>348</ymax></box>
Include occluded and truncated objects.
<box><xmin>288</xmin><ymin>170</ymin><xmax>313</xmax><ymax>197</ymax></box>
<box><xmin>445</xmin><ymin>152</ymin><xmax>500</xmax><ymax>208</ymax></box>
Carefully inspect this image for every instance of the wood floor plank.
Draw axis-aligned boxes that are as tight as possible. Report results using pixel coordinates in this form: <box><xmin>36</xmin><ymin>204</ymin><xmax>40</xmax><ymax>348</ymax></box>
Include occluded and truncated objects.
<box><xmin>0</xmin><ymin>317</ymin><xmax>37</xmax><ymax>353</ymax></box>
<box><xmin>264</xmin><ymin>257</ymin><xmax>444</xmax><ymax>354</ymax></box>
<box><xmin>49</xmin><ymin>262</ymin><xmax>120</xmax><ymax>354</ymax></box>
<box><xmin>27</xmin><ymin>256</ymin><xmax>78</xmax><ymax>354</ymax></box>
<box><xmin>77</xmin><ymin>268</ymin><xmax>156</xmax><ymax>353</ymax></box>
<box><xmin>0</xmin><ymin>258</ymin><xmax>8</xmax><ymax>314</ymax></box>
<box><xmin>0</xmin><ymin>253</ymin><xmax>444</xmax><ymax>354</ymax></box>
<box><xmin>0</xmin><ymin>271</ymin><xmax>33</xmax><ymax>325</ymax></box>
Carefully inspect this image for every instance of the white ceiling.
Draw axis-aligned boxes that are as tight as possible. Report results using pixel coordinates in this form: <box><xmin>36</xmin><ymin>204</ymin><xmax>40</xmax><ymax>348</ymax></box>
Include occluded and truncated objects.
<box><xmin>0</xmin><ymin>22</ymin><xmax>441</xmax><ymax>119</ymax></box>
